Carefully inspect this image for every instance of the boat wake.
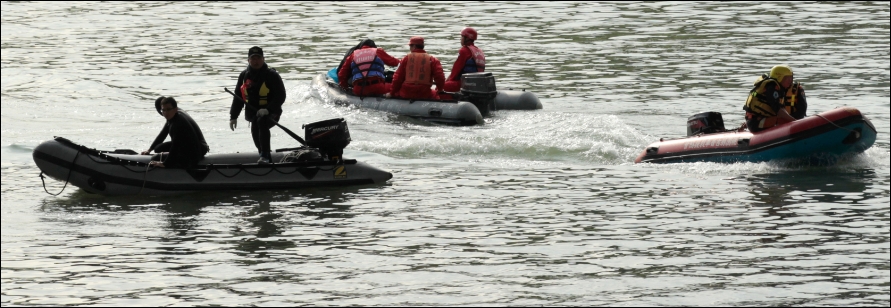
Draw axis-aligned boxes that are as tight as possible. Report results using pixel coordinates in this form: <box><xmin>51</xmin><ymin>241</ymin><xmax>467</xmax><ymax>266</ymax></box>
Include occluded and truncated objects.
<box><xmin>340</xmin><ymin>110</ymin><xmax>654</xmax><ymax>166</ymax></box>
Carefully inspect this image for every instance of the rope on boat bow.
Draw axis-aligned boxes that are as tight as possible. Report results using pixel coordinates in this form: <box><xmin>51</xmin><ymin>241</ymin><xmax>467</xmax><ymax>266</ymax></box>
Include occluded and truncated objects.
<box><xmin>40</xmin><ymin>151</ymin><xmax>80</xmax><ymax>196</ymax></box>
<box><xmin>816</xmin><ymin>114</ymin><xmax>860</xmax><ymax>139</ymax></box>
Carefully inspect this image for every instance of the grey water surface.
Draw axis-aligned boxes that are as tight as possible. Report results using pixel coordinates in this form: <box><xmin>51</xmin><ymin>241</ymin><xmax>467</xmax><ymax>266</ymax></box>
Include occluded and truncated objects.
<box><xmin>2</xmin><ymin>1</ymin><xmax>889</xmax><ymax>306</ymax></box>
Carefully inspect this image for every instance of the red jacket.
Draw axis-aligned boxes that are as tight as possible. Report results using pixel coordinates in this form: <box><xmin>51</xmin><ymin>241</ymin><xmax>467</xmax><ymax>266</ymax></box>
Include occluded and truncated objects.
<box><xmin>338</xmin><ymin>46</ymin><xmax>400</xmax><ymax>88</ymax></box>
<box><xmin>447</xmin><ymin>44</ymin><xmax>484</xmax><ymax>82</ymax></box>
<box><xmin>391</xmin><ymin>49</ymin><xmax>445</xmax><ymax>96</ymax></box>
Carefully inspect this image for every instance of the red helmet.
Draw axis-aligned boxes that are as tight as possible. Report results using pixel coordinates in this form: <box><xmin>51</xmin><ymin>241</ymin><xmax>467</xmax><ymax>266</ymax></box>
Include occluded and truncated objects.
<box><xmin>408</xmin><ymin>36</ymin><xmax>424</xmax><ymax>45</ymax></box>
<box><xmin>461</xmin><ymin>27</ymin><xmax>478</xmax><ymax>40</ymax></box>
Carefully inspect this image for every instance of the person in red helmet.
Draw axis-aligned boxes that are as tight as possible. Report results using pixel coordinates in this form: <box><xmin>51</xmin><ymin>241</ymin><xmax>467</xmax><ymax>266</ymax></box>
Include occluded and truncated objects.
<box><xmin>337</xmin><ymin>39</ymin><xmax>401</xmax><ymax>97</ymax></box>
<box><xmin>443</xmin><ymin>27</ymin><xmax>486</xmax><ymax>97</ymax></box>
<box><xmin>386</xmin><ymin>36</ymin><xmax>445</xmax><ymax>100</ymax></box>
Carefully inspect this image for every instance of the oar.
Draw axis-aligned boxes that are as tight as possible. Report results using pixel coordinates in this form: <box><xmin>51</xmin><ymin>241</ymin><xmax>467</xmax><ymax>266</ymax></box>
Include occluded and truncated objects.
<box><xmin>225</xmin><ymin>88</ymin><xmax>306</xmax><ymax>146</ymax></box>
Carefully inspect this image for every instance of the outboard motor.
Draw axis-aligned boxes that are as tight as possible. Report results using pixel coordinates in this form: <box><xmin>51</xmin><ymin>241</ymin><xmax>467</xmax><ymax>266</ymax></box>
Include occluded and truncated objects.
<box><xmin>303</xmin><ymin>118</ymin><xmax>351</xmax><ymax>160</ymax></box>
<box><xmin>460</xmin><ymin>72</ymin><xmax>497</xmax><ymax>116</ymax></box>
<box><xmin>687</xmin><ymin>112</ymin><xmax>726</xmax><ymax>136</ymax></box>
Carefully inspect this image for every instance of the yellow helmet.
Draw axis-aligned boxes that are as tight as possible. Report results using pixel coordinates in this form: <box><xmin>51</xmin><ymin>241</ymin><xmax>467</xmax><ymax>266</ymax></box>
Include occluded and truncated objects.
<box><xmin>769</xmin><ymin>65</ymin><xmax>793</xmax><ymax>81</ymax></box>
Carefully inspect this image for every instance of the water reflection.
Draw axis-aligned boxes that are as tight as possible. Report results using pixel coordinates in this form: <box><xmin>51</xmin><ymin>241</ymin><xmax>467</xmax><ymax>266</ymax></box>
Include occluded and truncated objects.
<box><xmin>744</xmin><ymin>168</ymin><xmax>875</xmax><ymax>206</ymax></box>
<box><xmin>231</xmin><ymin>200</ymin><xmax>292</xmax><ymax>258</ymax></box>
<box><xmin>737</xmin><ymin>168</ymin><xmax>884</xmax><ymax>248</ymax></box>
<box><xmin>37</xmin><ymin>186</ymin><xmax>375</xmax><ymax>259</ymax></box>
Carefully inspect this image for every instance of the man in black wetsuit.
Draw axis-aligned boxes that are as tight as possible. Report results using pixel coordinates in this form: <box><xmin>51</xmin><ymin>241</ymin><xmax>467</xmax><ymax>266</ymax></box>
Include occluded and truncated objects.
<box><xmin>142</xmin><ymin>96</ymin><xmax>209</xmax><ymax>156</ymax></box>
<box><xmin>229</xmin><ymin>46</ymin><xmax>287</xmax><ymax>164</ymax></box>
<box><xmin>147</xmin><ymin>97</ymin><xmax>209</xmax><ymax>168</ymax></box>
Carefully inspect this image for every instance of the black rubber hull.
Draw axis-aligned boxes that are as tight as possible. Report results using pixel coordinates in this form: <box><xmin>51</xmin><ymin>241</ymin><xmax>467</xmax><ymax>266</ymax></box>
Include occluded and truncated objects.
<box><xmin>33</xmin><ymin>138</ymin><xmax>393</xmax><ymax>196</ymax></box>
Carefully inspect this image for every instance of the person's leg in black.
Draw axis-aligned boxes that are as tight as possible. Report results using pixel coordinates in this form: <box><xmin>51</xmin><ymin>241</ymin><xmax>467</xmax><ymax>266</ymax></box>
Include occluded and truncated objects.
<box><xmin>250</xmin><ymin>118</ymin><xmax>264</xmax><ymax>162</ymax></box>
<box><xmin>260</xmin><ymin>115</ymin><xmax>276</xmax><ymax>161</ymax></box>
<box><xmin>153</xmin><ymin>141</ymin><xmax>172</xmax><ymax>153</ymax></box>
<box><xmin>251</xmin><ymin>116</ymin><xmax>274</xmax><ymax>163</ymax></box>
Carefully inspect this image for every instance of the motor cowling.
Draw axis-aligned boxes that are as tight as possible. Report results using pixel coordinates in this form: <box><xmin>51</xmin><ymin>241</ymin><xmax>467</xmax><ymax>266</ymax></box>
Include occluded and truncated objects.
<box><xmin>303</xmin><ymin>118</ymin><xmax>351</xmax><ymax>160</ymax></box>
<box><xmin>687</xmin><ymin>112</ymin><xmax>725</xmax><ymax>136</ymax></box>
<box><xmin>460</xmin><ymin>72</ymin><xmax>497</xmax><ymax>116</ymax></box>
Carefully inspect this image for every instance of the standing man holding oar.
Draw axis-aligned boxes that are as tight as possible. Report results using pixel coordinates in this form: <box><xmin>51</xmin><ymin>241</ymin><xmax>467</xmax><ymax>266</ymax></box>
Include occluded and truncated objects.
<box><xmin>229</xmin><ymin>46</ymin><xmax>287</xmax><ymax>164</ymax></box>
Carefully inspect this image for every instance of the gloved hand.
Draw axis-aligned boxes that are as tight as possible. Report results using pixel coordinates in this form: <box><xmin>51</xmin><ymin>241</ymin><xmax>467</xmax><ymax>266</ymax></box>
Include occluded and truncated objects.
<box><xmin>229</xmin><ymin>119</ymin><xmax>237</xmax><ymax>131</ymax></box>
<box><xmin>256</xmin><ymin>108</ymin><xmax>269</xmax><ymax>118</ymax></box>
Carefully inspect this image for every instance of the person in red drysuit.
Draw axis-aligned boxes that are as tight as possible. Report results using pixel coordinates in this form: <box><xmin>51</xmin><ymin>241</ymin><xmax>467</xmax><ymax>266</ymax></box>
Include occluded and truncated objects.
<box><xmin>442</xmin><ymin>27</ymin><xmax>486</xmax><ymax>99</ymax></box>
<box><xmin>386</xmin><ymin>36</ymin><xmax>445</xmax><ymax>100</ymax></box>
<box><xmin>337</xmin><ymin>39</ymin><xmax>400</xmax><ymax>97</ymax></box>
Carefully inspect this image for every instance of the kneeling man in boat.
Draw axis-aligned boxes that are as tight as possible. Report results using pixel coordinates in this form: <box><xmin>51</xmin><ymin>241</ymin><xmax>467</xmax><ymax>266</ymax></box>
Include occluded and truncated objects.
<box><xmin>142</xmin><ymin>96</ymin><xmax>209</xmax><ymax>157</ymax></box>
<box><xmin>337</xmin><ymin>39</ymin><xmax>401</xmax><ymax>97</ymax></box>
<box><xmin>386</xmin><ymin>36</ymin><xmax>445</xmax><ymax>100</ymax></box>
<box><xmin>147</xmin><ymin>97</ymin><xmax>209</xmax><ymax>168</ymax></box>
<box><xmin>743</xmin><ymin>65</ymin><xmax>808</xmax><ymax>132</ymax></box>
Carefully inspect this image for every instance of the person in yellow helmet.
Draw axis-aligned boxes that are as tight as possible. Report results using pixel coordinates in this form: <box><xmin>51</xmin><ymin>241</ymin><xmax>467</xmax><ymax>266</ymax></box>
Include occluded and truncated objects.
<box><xmin>753</xmin><ymin>66</ymin><xmax>808</xmax><ymax>120</ymax></box>
<box><xmin>742</xmin><ymin>65</ymin><xmax>802</xmax><ymax>132</ymax></box>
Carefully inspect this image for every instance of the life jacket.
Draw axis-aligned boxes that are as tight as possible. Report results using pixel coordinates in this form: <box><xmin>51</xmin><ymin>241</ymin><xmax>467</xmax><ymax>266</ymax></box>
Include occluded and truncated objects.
<box><xmin>240</xmin><ymin>68</ymin><xmax>274</xmax><ymax>107</ymax></box>
<box><xmin>461</xmin><ymin>45</ymin><xmax>486</xmax><ymax>75</ymax></box>
<box><xmin>784</xmin><ymin>81</ymin><xmax>804</xmax><ymax>116</ymax></box>
<box><xmin>749</xmin><ymin>74</ymin><xmax>805</xmax><ymax>117</ymax></box>
<box><xmin>349</xmin><ymin>48</ymin><xmax>386</xmax><ymax>84</ymax></box>
<box><xmin>404</xmin><ymin>52</ymin><xmax>433</xmax><ymax>86</ymax></box>
<box><xmin>743</xmin><ymin>76</ymin><xmax>783</xmax><ymax>118</ymax></box>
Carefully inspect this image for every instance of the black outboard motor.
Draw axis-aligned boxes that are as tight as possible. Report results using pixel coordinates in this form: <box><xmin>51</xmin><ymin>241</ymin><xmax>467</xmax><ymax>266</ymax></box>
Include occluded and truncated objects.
<box><xmin>460</xmin><ymin>72</ymin><xmax>497</xmax><ymax>116</ymax></box>
<box><xmin>303</xmin><ymin>118</ymin><xmax>351</xmax><ymax>160</ymax></box>
<box><xmin>687</xmin><ymin>112</ymin><xmax>726</xmax><ymax>136</ymax></box>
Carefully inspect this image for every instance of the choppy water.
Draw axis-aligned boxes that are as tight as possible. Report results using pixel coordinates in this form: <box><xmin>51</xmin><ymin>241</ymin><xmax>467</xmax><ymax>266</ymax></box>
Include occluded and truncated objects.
<box><xmin>2</xmin><ymin>1</ymin><xmax>889</xmax><ymax>306</ymax></box>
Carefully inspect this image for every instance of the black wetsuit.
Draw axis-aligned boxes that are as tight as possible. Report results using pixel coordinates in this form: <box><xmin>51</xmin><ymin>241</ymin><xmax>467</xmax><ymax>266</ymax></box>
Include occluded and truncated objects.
<box><xmin>148</xmin><ymin>109</ymin><xmax>208</xmax><ymax>154</ymax></box>
<box><xmin>229</xmin><ymin>63</ymin><xmax>287</xmax><ymax>157</ymax></box>
<box><xmin>151</xmin><ymin>111</ymin><xmax>209</xmax><ymax>168</ymax></box>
